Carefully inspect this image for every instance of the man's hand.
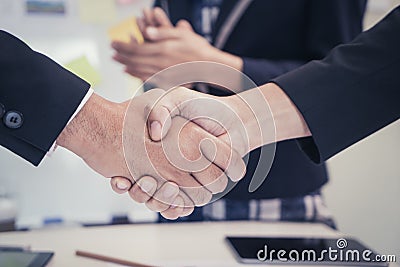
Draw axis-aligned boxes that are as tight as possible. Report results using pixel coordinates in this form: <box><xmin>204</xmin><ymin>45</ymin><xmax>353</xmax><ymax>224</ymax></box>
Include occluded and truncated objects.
<box><xmin>57</xmin><ymin>89</ymin><xmax>246</xmax><ymax>219</ymax></box>
<box><xmin>56</xmin><ymin>91</ymin><xmax>184</xmax><ymax>219</ymax></box>
<box><xmin>111</xmin><ymin>8</ymin><xmax>242</xmax><ymax>82</ymax></box>
<box><xmin>123</xmin><ymin>89</ymin><xmax>246</xmax><ymax>213</ymax></box>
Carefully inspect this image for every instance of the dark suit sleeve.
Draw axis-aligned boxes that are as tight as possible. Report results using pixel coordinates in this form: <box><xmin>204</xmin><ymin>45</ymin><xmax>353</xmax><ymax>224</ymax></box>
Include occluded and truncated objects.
<box><xmin>0</xmin><ymin>31</ymin><xmax>90</xmax><ymax>166</ymax></box>
<box><xmin>242</xmin><ymin>0</ymin><xmax>366</xmax><ymax>85</ymax></box>
<box><xmin>272</xmin><ymin>6</ymin><xmax>400</xmax><ymax>163</ymax></box>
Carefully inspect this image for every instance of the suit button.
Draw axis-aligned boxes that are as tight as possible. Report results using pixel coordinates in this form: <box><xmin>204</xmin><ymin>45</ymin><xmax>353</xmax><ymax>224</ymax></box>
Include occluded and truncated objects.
<box><xmin>3</xmin><ymin>111</ymin><xmax>23</xmax><ymax>129</ymax></box>
<box><xmin>0</xmin><ymin>103</ymin><xmax>4</xmax><ymax>118</ymax></box>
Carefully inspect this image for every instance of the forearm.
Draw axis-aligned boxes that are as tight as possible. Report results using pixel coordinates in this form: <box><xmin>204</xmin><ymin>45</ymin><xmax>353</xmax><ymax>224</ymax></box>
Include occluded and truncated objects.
<box><xmin>228</xmin><ymin>83</ymin><xmax>311</xmax><ymax>153</ymax></box>
<box><xmin>259</xmin><ymin>83</ymin><xmax>311</xmax><ymax>142</ymax></box>
<box><xmin>56</xmin><ymin>93</ymin><xmax>125</xmax><ymax>163</ymax></box>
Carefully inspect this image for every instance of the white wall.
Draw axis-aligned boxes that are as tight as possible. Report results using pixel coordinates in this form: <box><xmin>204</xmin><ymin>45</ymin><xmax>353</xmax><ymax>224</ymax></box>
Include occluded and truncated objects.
<box><xmin>0</xmin><ymin>0</ymin><xmax>399</xmax><ymax>260</ymax></box>
<box><xmin>323</xmin><ymin>0</ymin><xmax>400</xmax><ymax>259</ymax></box>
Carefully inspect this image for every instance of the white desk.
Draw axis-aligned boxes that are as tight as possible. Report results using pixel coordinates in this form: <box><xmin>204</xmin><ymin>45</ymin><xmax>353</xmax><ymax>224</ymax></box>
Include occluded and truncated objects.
<box><xmin>0</xmin><ymin>222</ymin><xmax>394</xmax><ymax>267</ymax></box>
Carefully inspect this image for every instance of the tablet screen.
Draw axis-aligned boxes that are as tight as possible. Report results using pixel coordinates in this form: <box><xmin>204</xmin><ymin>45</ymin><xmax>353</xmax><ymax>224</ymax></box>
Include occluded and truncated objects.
<box><xmin>226</xmin><ymin>237</ymin><xmax>388</xmax><ymax>266</ymax></box>
<box><xmin>0</xmin><ymin>251</ymin><xmax>53</xmax><ymax>267</ymax></box>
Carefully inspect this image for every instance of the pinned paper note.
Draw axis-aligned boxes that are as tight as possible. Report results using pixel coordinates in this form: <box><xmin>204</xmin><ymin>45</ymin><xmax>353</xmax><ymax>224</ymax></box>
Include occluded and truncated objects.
<box><xmin>109</xmin><ymin>17</ymin><xmax>144</xmax><ymax>44</ymax></box>
<box><xmin>64</xmin><ymin>56</ymin><xmax>101</xmax><ymax>87</ymax></box>
<box><xmin>26</xmin><ymin>0</ymin><xmax>66</xmax><ymax>14</ymax></box>
<box><xmin>78</xmin><ymin>0</ymin><xmax>115</xmax><ymax>23</ymax></box>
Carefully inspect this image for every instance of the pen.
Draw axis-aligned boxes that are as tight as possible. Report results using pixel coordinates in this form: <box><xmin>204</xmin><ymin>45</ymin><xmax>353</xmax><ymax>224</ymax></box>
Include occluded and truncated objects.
<box><xmin>75</xmin><ymin>250</ymin><xmax>156</xmax><ymax>267</ymax></box>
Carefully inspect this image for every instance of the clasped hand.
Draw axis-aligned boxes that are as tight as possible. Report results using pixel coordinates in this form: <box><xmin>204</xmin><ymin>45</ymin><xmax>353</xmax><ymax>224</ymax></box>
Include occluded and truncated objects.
<box><xmin>111</xmin><ymin>88</ymin><xmax>249</xmax><ymax>219</ymax></box>
<box><xmin>107</xmin><ymin>8</ymin><xmax>264</xmax><ymax>219</ymax></box>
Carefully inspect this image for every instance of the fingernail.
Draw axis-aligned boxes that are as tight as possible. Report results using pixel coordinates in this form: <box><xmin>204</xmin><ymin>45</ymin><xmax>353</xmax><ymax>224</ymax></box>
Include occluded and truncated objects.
<box><xmin>146</xmin><ymin>27</ymin><xmax>158</xmax><ymax>37</ymax></box>
<box><xmin>150</xmin><ymin>121</ymin><xmax>162</xmax><ymax>139</ymax></box>
<box><xmin>116</xmin><ymin>181</ymin><xmax>129</xmax><ymax>190</ymax></box>
<box><xmin>163</xmin><ymin>184</ymin><xmax>179</xmax><ymax>198</ymax></box>
<box><xmin>140</xmin><ymin>179</ymin><xmax>155</xmax><ymax>193</ymax></box>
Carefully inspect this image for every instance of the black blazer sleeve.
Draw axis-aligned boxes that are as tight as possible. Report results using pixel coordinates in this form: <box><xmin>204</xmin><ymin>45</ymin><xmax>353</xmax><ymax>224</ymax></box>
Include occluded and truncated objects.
<box><xmin>0</xmin><ymin>31</ymin><xmax>90</xmax><ymax>166</ymax></box>
<box><xmin>273</xmin><ymin>6</ymin><xmax>400</xmax><ymax>163</ymax></box>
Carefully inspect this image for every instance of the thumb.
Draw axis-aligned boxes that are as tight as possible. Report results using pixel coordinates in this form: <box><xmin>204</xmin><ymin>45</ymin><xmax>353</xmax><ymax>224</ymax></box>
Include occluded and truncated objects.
<box><xmin>110</xmin><ymin>176</ymin><xmax>133</xmax><ymax>194</ymax></box>
<box><xmin>145</xmin><ymin>87</ymin><xmax>193</xmax><ymax>141</ymax></box>
<box><xmin>145</xmin><ymin>87</ymin><xmax>203</xmax><ymax>141</ymax></box>
<box><xmin>146</xmin><ymin>100</ymin><xmax>173</xmax><ymax>141</ymax></box>
<box><xmin>145</xmin><ymin>26</ymin><xmax>180</xmax><ymax>41</ymax></box>
<box><xmin>176</xmin><ymin>19</ymin><xmax>194</xmax><ymax>31</ymax></box>
<box><xmin>147</xmin><ymin>106</ymin><xmax>172</xmax><ymax>141</ymax></box>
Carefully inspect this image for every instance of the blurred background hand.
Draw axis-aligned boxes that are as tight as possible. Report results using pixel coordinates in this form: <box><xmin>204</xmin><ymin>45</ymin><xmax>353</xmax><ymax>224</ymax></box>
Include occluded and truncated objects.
<box><xmin>111</xmin><ymin>7</ymin><xmax>242</xmax><ymax>83</ymax></box>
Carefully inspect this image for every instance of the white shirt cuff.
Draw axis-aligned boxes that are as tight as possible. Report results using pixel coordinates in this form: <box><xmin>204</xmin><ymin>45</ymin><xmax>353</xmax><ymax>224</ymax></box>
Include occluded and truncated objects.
<box><xmin>47</xmin><ymin>88</ymin><xmax>94</xmax><ymax>156</ymax></box>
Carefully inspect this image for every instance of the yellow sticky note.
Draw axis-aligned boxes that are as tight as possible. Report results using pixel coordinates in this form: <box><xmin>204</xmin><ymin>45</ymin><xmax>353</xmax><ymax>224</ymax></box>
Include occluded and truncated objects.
<box><xmin>108</xmin><ymin>17</ymin><xmax>144</xmax><ymax>44</ymax></box>
<box><xmin>64</xmin><ymin>56</ymin><xmax>101</xmax><ymax>87</ymax></box>
<box><xmin>78</xmin><ymin>0</ymin><xmax>116</xmax><ymax>23</ymax></box>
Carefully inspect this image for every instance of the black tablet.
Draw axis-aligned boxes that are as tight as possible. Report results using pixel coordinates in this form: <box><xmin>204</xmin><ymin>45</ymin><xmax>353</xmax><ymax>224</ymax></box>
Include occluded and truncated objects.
<box><xmin>0</xmin><ymin>251</ymin><xmax>54</xmax><ymax>267</ymax></box>
<box><xmin>226</xmin><ymin>237</ymin><xmax>389</xmax><ymax>266</ymax></box>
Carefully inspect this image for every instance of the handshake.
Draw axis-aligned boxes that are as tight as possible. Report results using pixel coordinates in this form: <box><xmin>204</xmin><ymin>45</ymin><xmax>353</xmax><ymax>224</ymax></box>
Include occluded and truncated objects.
<box><xmin>57</xmin><ymin>81</ymin><xmax>295</xmax><ymax>220</ymax></box>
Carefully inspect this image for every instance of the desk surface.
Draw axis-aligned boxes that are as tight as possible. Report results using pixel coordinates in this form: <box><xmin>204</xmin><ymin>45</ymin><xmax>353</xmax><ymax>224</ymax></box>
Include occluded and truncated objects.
<box><xmin>0</xmin><ymin>221</ymin><xmax>393</xmax><ymax>267</ymax></box>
